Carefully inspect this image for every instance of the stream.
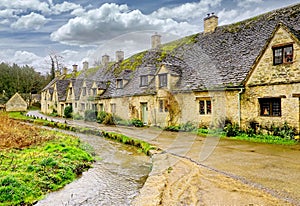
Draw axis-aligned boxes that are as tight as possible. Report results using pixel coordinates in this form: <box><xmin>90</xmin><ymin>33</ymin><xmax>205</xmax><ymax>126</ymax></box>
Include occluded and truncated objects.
<box><xmin>36</xmin><ymin>131</ymin><xmax>151</xmax><ymax>206</ymax></box>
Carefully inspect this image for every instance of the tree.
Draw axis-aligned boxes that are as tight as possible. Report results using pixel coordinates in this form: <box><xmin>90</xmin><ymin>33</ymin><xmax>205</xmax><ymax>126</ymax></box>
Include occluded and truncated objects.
<box><xmin>48</xmin><ymin>51</ymin><xmax>64</xmax><ymax>80</ymax></box>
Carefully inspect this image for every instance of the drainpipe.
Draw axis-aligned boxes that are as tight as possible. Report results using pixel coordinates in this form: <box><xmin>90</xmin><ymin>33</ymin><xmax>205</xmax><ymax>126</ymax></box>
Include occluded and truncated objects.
<box><xmin>238</xmin><ymin>88</ymin><xmax>244</xmax><ymax>128</ymax></box>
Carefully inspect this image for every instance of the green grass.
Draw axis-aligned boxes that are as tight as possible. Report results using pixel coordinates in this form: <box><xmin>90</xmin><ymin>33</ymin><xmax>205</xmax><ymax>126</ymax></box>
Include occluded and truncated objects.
<box><xmin>101</xmin><ymin>131</ymin><xmax>156</xmax><ymax>155</ymax></box>
<box><xmin>8</xmin><ymin>111</ymin><xmax>31</xmax><ymax>121</ymax></box>
<box><xmin>0</xmin><ymin>131</ymin><xmax>94</xmax><ymax>205</ymax></box>
<box><xmin>197</xmin><ymin>129</ymin><xmax>297</xmax><ymax>145</ymax></box>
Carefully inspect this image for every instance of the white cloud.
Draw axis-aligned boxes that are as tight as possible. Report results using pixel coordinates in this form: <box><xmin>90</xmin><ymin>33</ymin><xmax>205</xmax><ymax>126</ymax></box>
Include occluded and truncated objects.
<box><xmin>151</xmin><ymin>0</ymin><xmax>222</xmax><ymax>20</ymax></box>
<box><xmin>51</xmin><ymin>2</ymin><xmax>82</xmax><ymax>15</ymax></box>
<box><xmin>235</xmin><ymin>0</ymin><xmax>263</xmax><ymax>8</ymax></box>
<box><xmin>11</xmin><ymin>12</ymin><xmax>49</xmax><ymax>30</ymax></box>
<box><xmin>0</xmin><ymin>0</ymin><xmax>50</xmax><ymax>14</ymax></box>
<box><xmin>217</xmin><ymin>7</ymin><xmax>264</xmax><ymax>26</ymax></box>
<box><xmin>0</xmin><ymin>9</ymin><xmax>17</xmax><ymax>18</ymax></box>
<box><xmin>50</xmin><ymin>3</ymin><xmax>199</xmax><ymax>46</ymax></box>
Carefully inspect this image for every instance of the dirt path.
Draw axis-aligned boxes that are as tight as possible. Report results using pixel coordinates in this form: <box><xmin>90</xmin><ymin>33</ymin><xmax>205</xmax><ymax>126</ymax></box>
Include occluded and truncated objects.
<box><xmin>27</xmin><ymin>111</ymin><xmax>300</xmax><ymax>205</ymax></box>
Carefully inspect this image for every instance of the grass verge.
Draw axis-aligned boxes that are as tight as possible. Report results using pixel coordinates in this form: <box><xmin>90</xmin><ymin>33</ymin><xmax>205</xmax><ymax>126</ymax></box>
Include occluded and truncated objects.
<box><xmin>0</xmin><ymin>113</ymin><xmax>94</xmax><ymax>205</ymax></box>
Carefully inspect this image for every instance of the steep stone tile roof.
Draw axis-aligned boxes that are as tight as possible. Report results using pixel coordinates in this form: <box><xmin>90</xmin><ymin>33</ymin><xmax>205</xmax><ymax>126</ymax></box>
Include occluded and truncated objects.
<box><xmin>56</xmin><ymin>80</ymin><xmax>69</xmax><ymax>101</ymax></box>
<box><xmin>187</xmin><ymin>3</ymin><xmax>300</xmax><ymax>89</ymax></box>
<box><xmin>47</xmin><ymin>3</ymin><xmax>300</xmax><ymax>102</ymax></box>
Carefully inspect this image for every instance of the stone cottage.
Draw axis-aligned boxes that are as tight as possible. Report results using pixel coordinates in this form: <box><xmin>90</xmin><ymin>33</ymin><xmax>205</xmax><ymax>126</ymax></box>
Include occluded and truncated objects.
<box><xmin>6</xmin><ymin>93</ymin><xmax>28</xmax><ymax>112</ymax></box>
<box><xmin>41</xmin><ymin>3</ymin><xmax>300</xmax><ymax>133</ymax></box>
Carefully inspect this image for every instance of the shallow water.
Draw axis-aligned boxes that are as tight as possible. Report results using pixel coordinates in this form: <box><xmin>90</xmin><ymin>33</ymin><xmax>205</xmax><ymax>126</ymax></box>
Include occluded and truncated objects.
<box><xmin>36</xmin><ymin>132</ymin><xmax>151</xmax><ymax>206</ymax></box>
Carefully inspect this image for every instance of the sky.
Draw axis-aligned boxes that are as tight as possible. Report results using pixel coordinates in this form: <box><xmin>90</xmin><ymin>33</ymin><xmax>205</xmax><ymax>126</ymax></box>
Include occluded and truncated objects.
<box><xmin>0</xmin><ymin>0</ymin><xmax>299</xmax><ymax>74</ymax></box>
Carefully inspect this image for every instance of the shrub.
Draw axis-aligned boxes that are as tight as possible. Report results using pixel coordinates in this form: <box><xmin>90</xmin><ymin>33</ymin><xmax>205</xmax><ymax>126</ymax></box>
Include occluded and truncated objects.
<box><xmin>73</xmin><ymin>113</ymin><xmax>84</xmax><ymax>120</ymax></box>
<box><xmin>97</xmin><ymin>111</ymin><xmax>108</xmax><ymax>123</ymax></box>
<box><xmin>84</xmin><ymin>110</ymin><xmax>98</xmax><ymax>122</ymax></box>
<box><xmin>224</xmin><ymin>122</ymin><xmax>240</xmax><ymax>137</ymax></box>
<box><xmin>102</xmin><ymin>113</ymin><xmax>115</xmax><ymax>125</ymax></box>
<box><xmin>131</xmin><ymin>118</ymin><xmax>144</xmax><ymax>127</ymax></box>
<box><xmin>180</xmin><ymin>121</ymin><xmax>197</xmax><ymax>132</ymax></box>
<box><xmin>64</xmin><ymin>106</ymin><xmax>73</xmax><ymax>118</ymax></box>
<box><xmin>271</xmin><ymin>122</ymin><xmax>296</xmax><ymax>140</ymax></box>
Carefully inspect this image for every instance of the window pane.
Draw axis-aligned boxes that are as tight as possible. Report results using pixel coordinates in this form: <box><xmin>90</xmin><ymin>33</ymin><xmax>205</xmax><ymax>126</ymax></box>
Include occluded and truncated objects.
<box><xmin>141</xmin><ymin>76</ymin><xmax>148</xmax><ymax>86</ymax></box>
<box><xmin>261</xmin><ymin>101</ymin><xmax>270</xmax><ymax>116</ymax></box>
<box><xmin>274</xmin><ymin>48</ymin><xmax>282</xmax><ymax>65</ymax></box>
<box><xmin>117</xmin><ymin>80</ymin><xmax>123</xmax><ymax>89</ymax></box>
<box><xmin>159</xmin><ymin>74</ymin><xmax>167</xmax><ymax>87</ymax></box>
<box><xmin>206</xmin><ymin>100</ymin><xmax>212</xmax><ymax>114</ymax></box>
<box><xmin>199</xmin><ymin>101</ymin><xmax>205</xmax><ymax>115</ymax></box>
<box><xmin>159</xmin><ymin>100</ymin><xmax>163</xmax><ymax>112</ymax></box>
<box><xmin>284</xmin><ymin>46</ymin><xmax>293</xmax><ymax>63</ymax></box>
<box><xmin>272</xmin><ymin>100</ymin><xmax>281</xmax><ymax>116</ymax></box>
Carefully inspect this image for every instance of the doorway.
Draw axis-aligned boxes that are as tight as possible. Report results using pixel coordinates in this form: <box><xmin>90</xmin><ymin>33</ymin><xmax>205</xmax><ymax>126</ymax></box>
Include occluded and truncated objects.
<box><xmin>141</xmin><ymin>103</ymin><xmax>148</xmax><ymax>125</ymax></box>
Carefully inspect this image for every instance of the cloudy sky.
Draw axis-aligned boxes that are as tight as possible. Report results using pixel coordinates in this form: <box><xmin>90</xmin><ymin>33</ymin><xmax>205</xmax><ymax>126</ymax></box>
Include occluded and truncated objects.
<box><xmin>0</xmin><ymin>0</ymin><xmax>299</xmax><ymax>74</ymax></box>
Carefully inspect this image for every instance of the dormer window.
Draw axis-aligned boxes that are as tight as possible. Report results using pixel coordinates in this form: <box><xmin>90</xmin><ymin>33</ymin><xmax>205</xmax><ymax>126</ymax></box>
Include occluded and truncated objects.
<box><xmin>69</xmin><ymin>87</ymin><xmax>72</xmax><ymax>95</ymax></box>
<box><xmin>140</xmin><ymin>75</ymin><xmax>148</xmax><ymax>87</ymax></box>
<box><xmin>82</xmin><ymin>87</ymin><xmax>86</xmax><ymax>96</ymax></box>
<box><xmin>273</xmin><ymin>44</ymin><xmax>293</xmax><ymax>65</ymax></box>
<box><xmin>92</xmin><ymin>88</ymin><xmax>96</xmax><ymax>96</ymax></box>
<box><xmin>116</xmin><ymin>79</ymin><xmax>123</xmax><ymax>89</ymax></box>
<box><xmin>159</xmin><ymin>73</ymin><xmax>167</xmax><ymax>87</ymax></box>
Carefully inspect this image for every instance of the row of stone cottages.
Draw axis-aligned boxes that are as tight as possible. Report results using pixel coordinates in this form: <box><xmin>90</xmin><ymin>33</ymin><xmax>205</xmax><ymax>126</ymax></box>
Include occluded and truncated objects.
<box><xmin>41</xmin><ymin>3</ymin><xmax>300</xmax><ymax>133</ymax></box>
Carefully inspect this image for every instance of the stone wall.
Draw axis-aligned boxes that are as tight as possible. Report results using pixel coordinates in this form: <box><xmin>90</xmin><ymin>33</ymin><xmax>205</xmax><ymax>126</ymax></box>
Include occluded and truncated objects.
<box><xmin>247</xmin><ymin>26</ymin><xmax>300</xmax><ymax>86</ymax></box>
<box><xmin>241</xmin><ymin>83</ymin><xmax>300</xmax><ymax>131</ymax></box>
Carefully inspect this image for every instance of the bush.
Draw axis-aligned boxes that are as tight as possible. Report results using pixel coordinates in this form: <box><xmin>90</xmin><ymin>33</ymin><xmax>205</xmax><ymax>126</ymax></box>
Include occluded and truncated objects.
<box><xmin>73</xmin><ymin>113</ymin><xmax>84</xmax><ymax>120</ymax></box>
<box><xmin>180</xmin><ymin>121</ymin><xmax>197</xmax><ymax>132</ymax></box>
<box><xmin>164</xmin><ymin>121</ymin><xmax>197</xmax><ymax>132</ymax></box>
<box><xmin>84</xmin><ymin>110</ymin><xmax>98</xmax><ymax>122</ymax></box>
<box><xmin>64</xmin><ymin>106</ymin><xmax>73</xmax><ymax>118</ymax></box>
<box><xmin>131</xmin><ymin>118</ymin><xmax>144</xmax><ymax>127</ymax></box>
<box><xmin>224</xmin><ymin>123</ymin><xmax>240</xmax><ymax>137</ymax></box>
<box><xmin>102</xmin><ymin>113</ymin><xmax>115</xmax><ymax>125</ymax></box>
<box><xmin>97</xmin><ymin>111</ymin><xmax>108</xmax><ymax>123</ymax></box>
<box><xmin>271</xmin><ymin>122</ymin><xmax>296</xmax><ymax>140</ymax></box>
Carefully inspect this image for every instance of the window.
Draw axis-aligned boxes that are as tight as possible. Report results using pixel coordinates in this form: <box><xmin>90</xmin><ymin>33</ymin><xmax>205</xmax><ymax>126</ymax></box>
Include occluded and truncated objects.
<box><xmin>140</xmin><ymin>75</ymin><xmax>148</xmax><ymax>87</ymax></box>
<box><xmin>116</xmin><ymin>79</ymin><xmax>123</xmax><ymax>89</ymax></box>
<box><xmin>69</xmin><ymin>87</ymin><xmax>72</xmax><ymax>95</ymax></box>
<box><xmin>82</xmin><ymin>87</ymin><xmax>86</xmax><ymax>96</ymax></box>
<box><xmin>99</xmin><ymin>103</ymin><xmax>104</xmax><ymax>112</ymax></box>
<box><xmin>159</xmin><ymin>99</ymin><xmax>168</xmax><ymax>112</ymax></box>
<box><xmin>259</xmin><ymin>98</ymin><xmax>281</xmax><ymax>116</ymax></box>
<box><xmin>273</xmin><ymin>45</ymin><xmax>293</xmax><ymax>65</ymax></box>
<box><xmin>110</xmin><ymin>103</ymin><xmax>116</xmax><ymax>114</ymax></box>
<box><xmin>75</xmin><ymin>103</ymin><xmax>77</xmax><ymax>108</ymax></box>
<box><xmin>92</xmin><ymin>104</ymin><xmax>97</xmax><ymax>111</ymax></box>
<box><xmin>81</xmin><ymin>103</ymin><xmax>85</xmax><ymax>111</ymax></box>
<box><xmin>92</xmin><ymin>88</ymin><xmax>97</xmax><ymax>96</ymax></box>
<box><xmin>159</xmin><ymin>73</ymin><xmax>167</xmax><ymax>87</ymax></box>
<box><xmin>199</xmin><ymin>99</ymin><xmax>212</xmax><ymax>115</ymax></box>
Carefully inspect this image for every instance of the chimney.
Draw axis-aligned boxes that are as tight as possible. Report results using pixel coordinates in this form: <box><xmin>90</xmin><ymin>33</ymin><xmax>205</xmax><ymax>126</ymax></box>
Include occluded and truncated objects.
<box><xmin>63</xmin><ymin>67</ymin><xmax>68</xmax><ymax>75</ymax></box>
<box><xmin>83</xmin><ymin>61</ymin><xmax>89</xmax><ymax>71</ymax></box>
<box><xmin>72</xmin><ymin>64</ymin><xmax>78</xmax><ymax>73</ymax></box>
<box><xmin>151</xmin><ymin>33</ymin><xmax>161</xmax><ymax>49</ymax></box>
<box><xmin>116</xmin><ymin>50</ymin><xmax>124</xmax><ymax>62</ymax></box>
<box><xmin>102</xmin><ymin>54</ymin><xmax>110</xmax><ymax>66</ymax></box>
<box><xmin>204</xmin><ymin>13</ymin><xmax>218</xmax><ymax>34</ymax></box>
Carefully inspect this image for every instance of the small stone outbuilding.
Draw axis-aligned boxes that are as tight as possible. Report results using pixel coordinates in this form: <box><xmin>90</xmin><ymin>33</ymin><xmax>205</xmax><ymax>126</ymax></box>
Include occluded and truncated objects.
<box><xmin>6</xmin><ymin>93</ymin><xmax>28</xmax><ymax>112</ymax></box>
